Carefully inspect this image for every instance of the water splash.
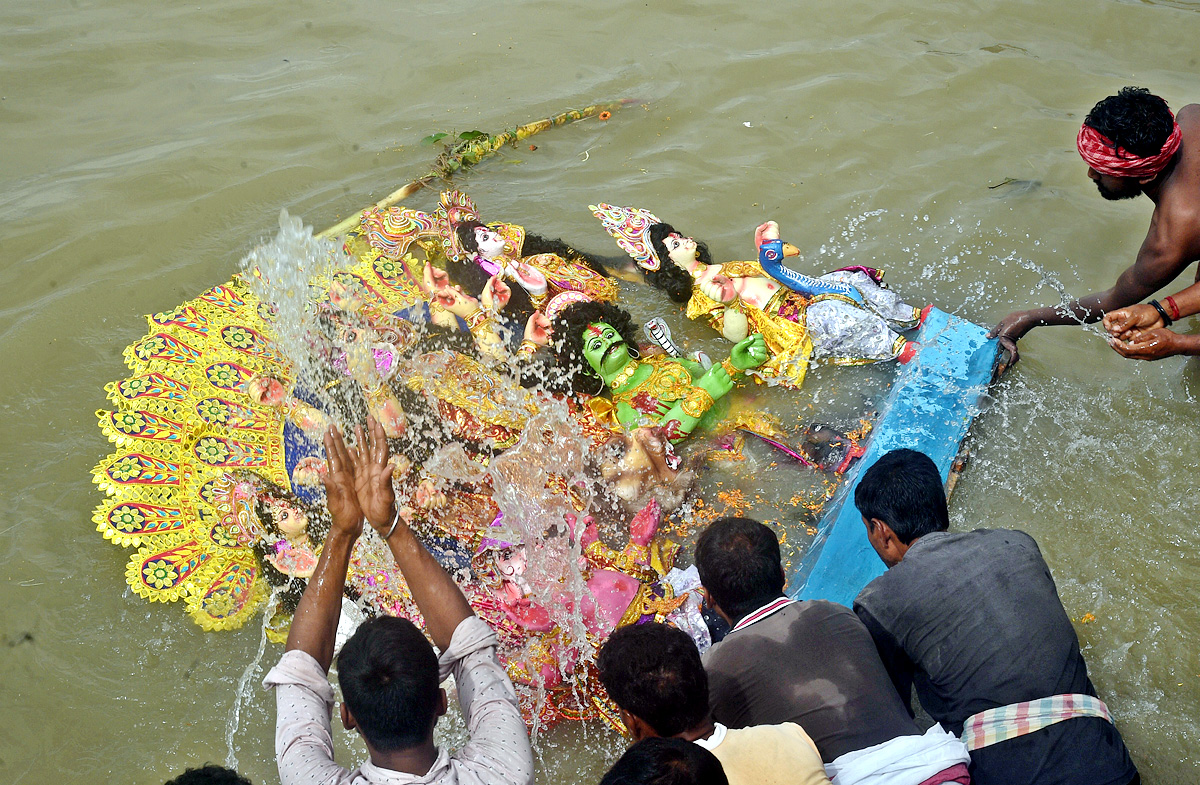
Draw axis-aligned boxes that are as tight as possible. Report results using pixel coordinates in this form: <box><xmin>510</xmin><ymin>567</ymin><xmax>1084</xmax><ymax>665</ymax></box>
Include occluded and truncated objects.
<box><xmin>225</xmin><ymin>588</ymin><xmax>283</xmax><ymax>769</ymax></box>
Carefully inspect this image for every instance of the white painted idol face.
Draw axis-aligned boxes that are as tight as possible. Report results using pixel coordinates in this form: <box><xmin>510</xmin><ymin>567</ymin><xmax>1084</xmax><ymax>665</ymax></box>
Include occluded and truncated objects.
<box><xmin>664</xmin><ymin>233</ymin><xmax>698</xmax><ymax>269</ymax></box>
<box><xmin>474</xmin><ymin>227</ymin><xmax>507</xmax><ymax>260</ymax></box>
<box><xmin>267</xmin><ymin>499</ymin><xmax>309</xmax><ymax>539</ymax></box>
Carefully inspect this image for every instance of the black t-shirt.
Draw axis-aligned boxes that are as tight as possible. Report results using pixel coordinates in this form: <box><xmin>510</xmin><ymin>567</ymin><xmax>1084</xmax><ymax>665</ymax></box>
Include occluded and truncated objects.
<box><xmin>702</xmin><ymin>599</ymin><xmax>921</xmax><ymax>763</ymax></box>
<box><xmin>854</xmin><ymin>529</ymin><xmax>1138</xmax><ymax>785</ymax></box>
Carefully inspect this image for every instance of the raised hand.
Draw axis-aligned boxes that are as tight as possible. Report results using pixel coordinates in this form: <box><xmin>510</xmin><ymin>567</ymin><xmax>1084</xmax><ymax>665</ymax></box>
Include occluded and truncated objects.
<box><xmin>481</xmin><ymin>274</ymin><xmax>512</xmax><ymax>312</ymax></box>
<box><xmin>524</xmin><ymin>311</ymin><xmax>553</xmax><ymax>346</ymax></box>
<box><xmin>422</xmin><ymin>262</ymin><xmax>450</xmax><ymax>295</ymax></box>
<box><xmin>321</xmin><ymin>425</ymin><xmax>365</xmax><ymax>538</ymax></box>
<box><xmin>697</xmin><ymin>363</ymin><xmax>736</xmax><ymax>401</ymax></box>
<box><xmin>347</xmin><ymin>415</ymin><xmax>396</xmax><ymax>533</ymax></box>
<box><xmin>729</xmin><ymin>333</ymin><xmax>768</xmax><ymax>370</ymax></box>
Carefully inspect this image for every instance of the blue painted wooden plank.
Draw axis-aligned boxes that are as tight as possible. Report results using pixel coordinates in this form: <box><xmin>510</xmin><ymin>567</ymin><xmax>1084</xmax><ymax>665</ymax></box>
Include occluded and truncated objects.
<box><xmin>792</xmin><ymin>308</ymin><xmax>999</xmax><ymax>607</ymax></box>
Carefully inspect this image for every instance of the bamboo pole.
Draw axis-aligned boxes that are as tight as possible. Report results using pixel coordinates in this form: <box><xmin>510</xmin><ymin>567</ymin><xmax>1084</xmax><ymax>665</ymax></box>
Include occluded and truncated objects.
<box><xmin>316</xmin><ymin>99</ymin><xmax>638</xmax><ymax>240</ymax></box>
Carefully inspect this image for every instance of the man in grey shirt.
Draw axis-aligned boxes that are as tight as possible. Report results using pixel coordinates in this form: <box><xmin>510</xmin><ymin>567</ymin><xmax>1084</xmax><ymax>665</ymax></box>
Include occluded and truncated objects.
<box><xmin>852</xmin><ymin>448</ymin><xmax>1138</xmax><ymax>785</ymax></box>
<box><xmin>263</xmin><ymin>419</ymin><xmax>533</xmax><ymax>785</ymax></box>
<box><xmin>696</xmin><ymin>517</ymin><xmax>970</xmax><ymax>784</ymax></box>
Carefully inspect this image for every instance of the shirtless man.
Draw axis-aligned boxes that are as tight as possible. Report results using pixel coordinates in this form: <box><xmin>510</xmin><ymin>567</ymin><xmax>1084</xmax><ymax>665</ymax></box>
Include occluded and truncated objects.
<box><xmin>992</xmin><ymin>87</ymin><xmax>1200</xmax><ymax>362</ymax></box>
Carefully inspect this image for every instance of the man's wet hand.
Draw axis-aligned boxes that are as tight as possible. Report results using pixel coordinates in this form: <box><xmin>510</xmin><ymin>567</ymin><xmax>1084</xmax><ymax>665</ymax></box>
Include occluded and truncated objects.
<box><xmin>321</xmin><ymin>425</ymin><xmax>365</xmax><ymax>538</ymax></box>
<box><xmin>1103</xmin><ymin>304</ymin><xmax>1162</xmax><ymax>340</ymax></box>
<box><xmin>988</xmin><ymin>311</ymin><xmax>1034</xmax><ymax>366</ymax></box>
<box><xmin>1107</xmin><ymin>327</ymin><xmax>1182</xmax><ymax>361</ymax></box>
<box><xmin>349</xmin><ymin>416</ymin><xmax>396</xmax><ymax>533</ymax></box>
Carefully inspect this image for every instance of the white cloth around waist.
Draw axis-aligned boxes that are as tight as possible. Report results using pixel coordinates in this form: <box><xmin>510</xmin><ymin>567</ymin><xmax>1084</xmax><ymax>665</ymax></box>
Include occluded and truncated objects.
<box><xmin>824</xmin><ymin>724</ymin><xmax>970</xmax><ymax>785</ymax></box>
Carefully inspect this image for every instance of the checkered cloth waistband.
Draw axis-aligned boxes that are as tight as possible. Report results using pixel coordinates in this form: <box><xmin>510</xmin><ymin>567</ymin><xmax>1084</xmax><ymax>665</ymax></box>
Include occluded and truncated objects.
<box><xmin>960</xmin><ymin>693</ymin><xmax>1113</xmax><ymax>751</ymax></box>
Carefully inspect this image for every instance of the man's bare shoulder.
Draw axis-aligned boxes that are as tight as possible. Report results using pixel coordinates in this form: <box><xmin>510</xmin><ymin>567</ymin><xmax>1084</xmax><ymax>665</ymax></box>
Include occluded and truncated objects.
<box><xmin>1177</xmin><ymin>103</ymin><xmax>1200</xmax><ymax>122</ymax></box>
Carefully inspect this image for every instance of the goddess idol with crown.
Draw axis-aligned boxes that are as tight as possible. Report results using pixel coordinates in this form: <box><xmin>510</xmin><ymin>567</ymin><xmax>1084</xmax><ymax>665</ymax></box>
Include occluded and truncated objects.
<box><xmin>591</xmin><ymin>203</ymin><xmax>928</xmax><ymax>388</ymax></box>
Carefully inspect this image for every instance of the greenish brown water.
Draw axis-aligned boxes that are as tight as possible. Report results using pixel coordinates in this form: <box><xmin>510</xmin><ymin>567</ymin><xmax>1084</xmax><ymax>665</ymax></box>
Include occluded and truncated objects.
<box><xmin>2</xmin><ymin>0</ymin><xmax>1199</xmax><ymax>782</ymax></box>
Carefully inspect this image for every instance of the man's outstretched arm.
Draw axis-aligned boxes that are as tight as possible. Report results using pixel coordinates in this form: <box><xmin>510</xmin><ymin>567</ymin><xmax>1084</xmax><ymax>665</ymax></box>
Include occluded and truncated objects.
<box><xmin>349</xmin><ymin>416</ymin><xmax>534</xmax><ymax>784</ymax></box>
<box><xmin>991</xmin><ymin>211</ymin><xmax>1197</xmax><ymax>356</ymax></box>
<box><xmin>350</xmin><ymin>416</ymin><xmax>473</xmax><ymax>652</ymax></box>
<box><xmin>284</xmin><ymin>424</ymin><xmax>365</xmax><ymax>672</ymax></box>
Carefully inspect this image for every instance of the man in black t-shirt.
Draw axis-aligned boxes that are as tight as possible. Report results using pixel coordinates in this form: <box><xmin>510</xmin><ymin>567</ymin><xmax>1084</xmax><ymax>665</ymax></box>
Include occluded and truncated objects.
<box><xmin>852</xmin><ymin>449</ymin><xmax>1138</xmax><ymax>785</ymax></box>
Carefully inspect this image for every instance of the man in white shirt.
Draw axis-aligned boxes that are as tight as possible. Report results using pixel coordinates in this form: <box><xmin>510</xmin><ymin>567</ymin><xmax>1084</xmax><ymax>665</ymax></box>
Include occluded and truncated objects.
<box><xmin>262</xmin><ymin>417</ymin><xmax>534</xmax><ymax>785</ymax></box>
<box><xmin>596</xmin><ymin>621</ymin><xmax>833</xmax><ymax>785</ymax></box>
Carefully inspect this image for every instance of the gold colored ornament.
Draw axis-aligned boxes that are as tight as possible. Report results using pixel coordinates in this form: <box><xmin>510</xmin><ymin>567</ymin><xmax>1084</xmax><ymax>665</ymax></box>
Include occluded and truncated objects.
<box><xmin>608</xmin><ymin>359</ymin><xmax>639</xmax><ymax>390</ymax></box>
<box><xmin>610</xmin><ymin>355</ymin><xmax>695</xmax><ymax>408</ymax></box>
<box><xmin>679</xmin><ymin>386</ymin><xmax>715</xmax><ymax>419</ymax></box>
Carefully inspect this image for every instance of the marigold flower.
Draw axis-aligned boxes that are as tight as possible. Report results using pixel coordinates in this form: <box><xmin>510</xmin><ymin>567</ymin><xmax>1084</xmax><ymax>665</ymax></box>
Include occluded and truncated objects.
<box><xmin>598</xmin><ymin>111</ymin><xmax>611</xmax><ymax>121</ymax></box>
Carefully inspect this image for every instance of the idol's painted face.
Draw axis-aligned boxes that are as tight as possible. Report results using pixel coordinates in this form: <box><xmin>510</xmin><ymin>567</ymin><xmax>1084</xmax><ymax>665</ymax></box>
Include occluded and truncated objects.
<box><xmin>474</xmin><ymin>227</ymin><xmax>507</xmax><ymax>259</ymax></box>
<box><xmin>582</xmin><ymin>322</ymin><xmax>630</xmax><ymax>376</ymax></box>
<box><xmin>663</xmin><ymin>233</ymin><xmax>698</xmax><ymax>269</ymax></box>
<box><xmin>269</xmin><ymin>500</ymin><xmax>309</xmax><ymax>539</ymax></box>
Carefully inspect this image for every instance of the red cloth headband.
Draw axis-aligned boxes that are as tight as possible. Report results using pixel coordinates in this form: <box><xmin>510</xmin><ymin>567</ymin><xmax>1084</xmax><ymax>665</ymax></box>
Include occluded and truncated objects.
<box><xmin>1077</xmin><ymin>121</ymin><xmax>1182</xmax><ymax>178</ymax></box>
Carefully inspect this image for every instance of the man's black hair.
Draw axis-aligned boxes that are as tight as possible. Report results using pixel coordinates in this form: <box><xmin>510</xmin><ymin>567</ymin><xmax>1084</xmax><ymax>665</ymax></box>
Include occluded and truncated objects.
<box><xmin>600</xmin><ymin>737</ymin><xmax>729</xmax><ymax>785</ymax></box>
<box><xmin>164</xmin><ymin>765</ymin><xmax>252</xmax><ymax>785</ymax></box>
<box><xmin>1085</xmin><ymin>87</ymin><xmax>1176</xmax><ymax>159</ymax></box>
<box><xmin>550</xmin><ymin>300</ymin><xmax>641</xmax><ymax>394</ymax></box>
<box><xmin>853</xmin><ymin>448</ymin><xmax>949</xmax><ymax>544</ymax></box>
<box><xmin>597</xmin><ymin>622</ymin><xmax>710</xmax><ymax>737</ymax></box>
<box><xmin>646</xmin><ymin>223</ymin><xmax>709</xmax><ymax>305</ymax></box>
<box><xmin>337</xmin><ymin>616</ymin><xmax>441</xmax><ymax>751</ymax></box>
<box><xmin>693</xmin><ymin>517</ymin><xmax>785</xmax><ymax>623</ymax></box>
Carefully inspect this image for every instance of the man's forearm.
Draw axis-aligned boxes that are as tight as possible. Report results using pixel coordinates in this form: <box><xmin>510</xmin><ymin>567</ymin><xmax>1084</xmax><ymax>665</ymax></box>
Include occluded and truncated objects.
<box><xmin>286</xmin><ymin>530</ymin><xmax>357</xmax><ymax>672</ymax></box>
<box><xmin>1023</xmin><ymin>291</ymin><xmax>1117</xmax><ymax>327</ymax></box>
<box><xmin>1165</xmin><ymin>281</ymin><xmax>1200</xmax><ymax>319</ymax></box>
<box><xmin>385</xmin><ymin>522</ymin><xmax>473</xmax><ymax>652</ymax></box>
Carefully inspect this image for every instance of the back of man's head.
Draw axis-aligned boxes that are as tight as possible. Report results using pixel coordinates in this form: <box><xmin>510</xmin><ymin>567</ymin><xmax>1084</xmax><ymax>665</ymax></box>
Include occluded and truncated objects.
<box><xmin>164</xmin><ymin>765</ymin><xmax>251</xmax><ymax>785</ymax></box>
<box><xmin>693</xmin><ymin>517</ymin><xmax>784</xmax><ymax>623</ymax></box>
<box><xmin>596</xmin><ymin>622</ymin><xmax>709</xmax><ymax>737</ymax></box>
<box><xmin>599</xmin><ymin>737</ymin><xmax>729</xmax><ymax>785</ymax></box>
<box><xmin>1086</xmin><ymin>86</ymin><xmax>1176</xmax><ymax>158</ymax></box>
<box><xmin>854</xmin><ymin>449</ymin><xmax>949</xmax><ymax>544</ymax></box>
<box><xmin>337</xmin><ymin>615</ymin><xmax>441</xmax><ymax>751</ymax></box>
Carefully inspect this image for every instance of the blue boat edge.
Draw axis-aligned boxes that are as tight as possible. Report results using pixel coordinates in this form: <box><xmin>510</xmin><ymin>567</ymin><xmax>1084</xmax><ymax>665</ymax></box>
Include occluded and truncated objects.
<box><xmin>791</xmin><ymin>307</ymin><xmax>1001</xmax><ymax>607</ymax></box>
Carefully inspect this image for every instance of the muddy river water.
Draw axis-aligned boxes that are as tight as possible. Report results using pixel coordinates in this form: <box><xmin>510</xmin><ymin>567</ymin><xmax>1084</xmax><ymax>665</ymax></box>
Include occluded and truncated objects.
<box><xmin>2</xmin><ymin>0</ymin><xmax>1198</xmax><ymax>782</ymax></box>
